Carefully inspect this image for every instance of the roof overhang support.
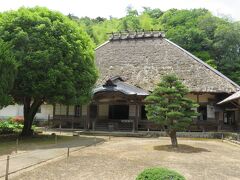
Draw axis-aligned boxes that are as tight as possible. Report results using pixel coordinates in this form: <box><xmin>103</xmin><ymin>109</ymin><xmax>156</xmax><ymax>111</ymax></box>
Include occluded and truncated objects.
<box><xmin>230</xmin><ymin>100</ymin><xmax>240</xmax><ymax>108</ymax></box>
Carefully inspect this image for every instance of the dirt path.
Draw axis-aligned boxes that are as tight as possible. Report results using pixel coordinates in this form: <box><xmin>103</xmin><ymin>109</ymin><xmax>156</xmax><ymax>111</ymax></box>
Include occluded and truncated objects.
<box><xmin>10</xmin><ymin>137</ymin><xmax>240</xmax><ymax>180</ymax></box>
<box><xmin>0</xmin><ymin>136</ymin><xmax>104</xmax><ymax>179</ymax></box>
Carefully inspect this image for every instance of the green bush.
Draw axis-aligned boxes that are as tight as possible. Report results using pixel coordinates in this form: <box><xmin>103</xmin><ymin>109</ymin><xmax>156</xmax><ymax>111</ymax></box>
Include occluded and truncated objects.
<box><xmin>0</xmin><ymin>119</ymin><xmax>23</xmax><ymax>134</ymax></box>
<box><xmin>136</xmin><ymin>167</ymin><xmax>185</xmax><ymax>180</ymax></box>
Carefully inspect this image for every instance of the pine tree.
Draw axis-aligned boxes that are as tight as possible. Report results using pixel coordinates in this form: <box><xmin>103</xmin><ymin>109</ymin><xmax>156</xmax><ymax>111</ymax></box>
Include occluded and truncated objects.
<box><xmin>145</xmin><ymin>74</ymin><xmax>198</xmax><ymax>147</ymax></box>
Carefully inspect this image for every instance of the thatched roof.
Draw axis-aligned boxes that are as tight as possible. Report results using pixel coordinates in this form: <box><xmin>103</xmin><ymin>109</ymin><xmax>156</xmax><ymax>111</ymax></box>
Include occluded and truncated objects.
<box><xmin>95</xmin><ymin>31</ymin><xmax>239</xmax><ymax>93</ymax></box>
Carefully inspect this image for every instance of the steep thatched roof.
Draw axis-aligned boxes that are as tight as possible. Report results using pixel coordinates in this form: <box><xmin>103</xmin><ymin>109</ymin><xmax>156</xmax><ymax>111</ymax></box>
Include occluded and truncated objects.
<box><xmin>95</xmin><ymin>31</ymin><xmax>239</xmax><ymax>93</ymax></box>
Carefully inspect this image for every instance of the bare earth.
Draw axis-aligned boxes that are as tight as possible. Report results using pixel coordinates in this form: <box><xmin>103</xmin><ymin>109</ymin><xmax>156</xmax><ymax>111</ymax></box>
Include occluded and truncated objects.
<box><xmin>11</xmin><ymin>137</ymin><xmax>240</xmax><ymax>180</ymax></box>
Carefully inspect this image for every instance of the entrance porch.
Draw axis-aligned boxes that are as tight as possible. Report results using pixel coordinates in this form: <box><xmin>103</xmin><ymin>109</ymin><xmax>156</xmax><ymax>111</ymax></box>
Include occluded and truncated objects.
<box><xmin>89</xmin><ymin>76</ymin><xmax>155</xmax><ymax>132</ymax></box>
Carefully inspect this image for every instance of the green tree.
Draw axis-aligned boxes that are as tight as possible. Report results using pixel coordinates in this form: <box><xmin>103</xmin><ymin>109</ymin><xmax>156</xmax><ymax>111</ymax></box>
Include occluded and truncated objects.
<box><xmin>0</xmin><ymin>7</ymin><xmax>98</xmax><ymax>136</ymax></box>
<box><xmin>139</xmin><ymin>13</ymin><xmax>153</xmax><ymax>30</ymax></box>
<box><xmin>145</xmin><ymin>75</ymin><xmax>198</xmax><ymax>147</ymax></box>
<box><xmin>142</xmin><ymin>7</ymin><xmax>163</xmax><ymax>19</ymax></box>
<box><xmin>160</xmin><ymin>9</ymin><xmax>213</xmax><ymax>62</ymax></box>
<box><xmin>0</xmin><ymin>39</ymin><xmax>17</xmax><ymax>108</ymax></box>
<box><xmin>119</xmin><ymin>6</ymin><xmax>140</xmax><ymax>30</ymax></box>
<box><xmin>213</xmin><ymin>22</ymin><xmax>240</xmax><ymax>84</ymax></box>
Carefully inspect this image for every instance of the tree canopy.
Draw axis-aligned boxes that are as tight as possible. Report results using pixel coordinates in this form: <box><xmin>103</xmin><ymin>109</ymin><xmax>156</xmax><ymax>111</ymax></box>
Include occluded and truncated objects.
<box><xmin>145</xmin><ymin>75</ymin><xmax>198</xmax><ymax>147</ymax></box>
<box><xmin>0</xmin><ymin>39</ymin><xmax>17</xmax><ymax>108</ymax></box>
<box><xmin>0</xmin><ymin>7</ymin><xmax>98</xmax><ymax>135</ymax></box>
<box><xmin>70</xmin><ymin>7</ymin><xmax>240</xmax><ymax>85</ymax></box>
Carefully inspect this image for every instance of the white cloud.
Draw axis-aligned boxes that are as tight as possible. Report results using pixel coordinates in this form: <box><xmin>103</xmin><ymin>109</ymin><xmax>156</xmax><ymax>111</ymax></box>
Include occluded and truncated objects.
<box><xmin>0</xmin><ymin>0</ymin><xmax>239</xmax><ymax>20</ymax></box>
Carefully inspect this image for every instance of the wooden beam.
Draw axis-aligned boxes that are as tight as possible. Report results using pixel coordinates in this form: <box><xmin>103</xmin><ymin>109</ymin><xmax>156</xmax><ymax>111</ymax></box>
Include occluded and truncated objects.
<box><xmin>230</xmin><ymin>101</ymin><xmax>240</xmax><ymax>108</ymax></box>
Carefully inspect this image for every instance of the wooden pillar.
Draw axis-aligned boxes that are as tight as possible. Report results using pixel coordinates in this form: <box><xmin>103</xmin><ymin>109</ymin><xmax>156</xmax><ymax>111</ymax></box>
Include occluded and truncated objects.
<box><xmin>66</xmin><ymin>105</ymin><xmax>69</xmax><ymax>116</ymax></box>
<box><xmin>196</xmin><ymin>93</ymin><xmax>200</xmax><ymax>121</ymax></box>
<box><xmin>132</xmin><ymin>103</ymin><xmax>136</xmax><ymax>133</ymax></box>
<box><xmin>132</xmin><ymin>115</ymin><xmax>135</xmax><ymax>133</ymax></box>
<box><xmin>96</xmin><ymin>103</ymin><xmax>99</xmax><ymax>122</ymax></box>
<box><xmin>135</xmin><ymin>104</ymin><xmax>139</xmax><ymax>132</ymax></box>
<box><xmin>238</xmin><ymin>108</ymin><xmax>240</xmax><ymax>131</ymax></box>
<box><xmin>53</xmin><ymin>104</ymin><xmax>56</xmax><ymax>117</ymax></box>
<box><xmin>133</xmin><ymin>102</ymin><xmax>139</xmax><ymax>133</ymax></box>
<box><xmin>96</xmin><ymin>103</ymin><xmax>99</xmax><ymax>130</ymax></box>
<box><xmin>92</xmin><ymin>104</ymin><xmax>98</xmax><ymax>131</ymax></box>
<box><xmin>86</xmin><ymin>105</ymin><xmax>90</xmax><ymax>130</ymax></box>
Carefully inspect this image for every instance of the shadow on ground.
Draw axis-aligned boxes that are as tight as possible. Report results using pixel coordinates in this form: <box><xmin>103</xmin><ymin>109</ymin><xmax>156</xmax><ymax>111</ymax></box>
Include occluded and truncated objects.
<box><xmin>154</xmin><ymin>144</ymin><xmax>210</xmax><ymax>153</ymax></box>
<box><xmin>0</xmin><ymin>135</ymin><xmax>105</xmax><ymax>156</ymax></box>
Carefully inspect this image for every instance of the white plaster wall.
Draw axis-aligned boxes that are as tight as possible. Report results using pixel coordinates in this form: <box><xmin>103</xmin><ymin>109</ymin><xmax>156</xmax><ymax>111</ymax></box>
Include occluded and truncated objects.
<box><xmin>35</xmin><ymin>104</ymin><xmax>53</xmax><ymax>120</ymax></box>
<box><xmin>207</xmin><ymin>105</ymin><xmax>215</xmax><ymax>118</ymax></box>
<box><xmin>0</xmin><ymin>104</ymin><xmax>53</xmax><ymax>120</ymax></box>
<box><xmin>186</xmin><ymin>93</ymin><xmax>215</xmax><ymax>103</ymax></box>
<box><xmin>0</xmin><ymin>104</ymin><xmax>23</xmax><ymax>118</ymax></box>
<box><xmin>68</xmin><ymin>105</ymin><xmax>75</xmax><ymax>116</ymax></box>
<box><xmin>129</xmin><ymin>105</ymin><xmax>136</xmax><ymax>117</ymax></box>
<box><xmin>55</xmin><ymin>104</ymin><xmax>67</xmax><ymax>115</ymax></box>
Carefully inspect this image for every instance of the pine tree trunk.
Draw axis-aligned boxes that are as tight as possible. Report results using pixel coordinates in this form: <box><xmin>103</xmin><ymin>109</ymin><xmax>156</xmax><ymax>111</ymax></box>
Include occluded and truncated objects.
<box><xmin>168</xmin><ymin>130</ymin><xmax>178</xmax><ymax>147</ymax></box>
<box><xmin>21</xmin><ymin>98</ymin><xmax>43</xmax><ymax>136</ymax></box>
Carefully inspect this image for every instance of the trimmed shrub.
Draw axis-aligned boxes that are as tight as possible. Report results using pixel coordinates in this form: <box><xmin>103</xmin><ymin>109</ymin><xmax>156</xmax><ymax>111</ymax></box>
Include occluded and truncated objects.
<box><xmin>0</xmin><ymin>120</ymin><xmax>15</xmax><ymax>134</ymax></box>
<box><xmin>0</xmin><ymin>119</ymin><xmax>24</xmax><ymax>134</ymax></box>
<box><xmin>136</xmin><ymin>167</ymin><xmax>185</xmax><ymax>180</ymax></box>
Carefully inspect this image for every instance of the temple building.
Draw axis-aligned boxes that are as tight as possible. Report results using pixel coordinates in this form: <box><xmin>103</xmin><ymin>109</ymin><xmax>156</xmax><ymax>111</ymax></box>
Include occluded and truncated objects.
<box><xmin>51</xmin><ymin>31</ymin><xmax>240</xmax><ymax>131</ymax></box>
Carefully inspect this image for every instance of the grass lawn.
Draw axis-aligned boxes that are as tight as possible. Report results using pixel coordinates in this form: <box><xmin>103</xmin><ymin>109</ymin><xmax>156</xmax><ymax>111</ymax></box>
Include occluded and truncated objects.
<box><xmin>0</xmin><ymin>134</ymin><xmax>78</xmax><ymax>156</ymax></box>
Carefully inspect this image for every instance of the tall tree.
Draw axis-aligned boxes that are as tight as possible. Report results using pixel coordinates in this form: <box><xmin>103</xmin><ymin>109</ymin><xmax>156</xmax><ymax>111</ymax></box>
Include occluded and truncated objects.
<box><xmin>145</xmin><ymin>75</ymin><xmax>198</xmax><ymax>147</ymax></box>
<box><xmin>213</xmin><ymin>22</ymin><xmax>240</xmax><ymax>84</ymax></box>
<box><xmin>0</xmin><ymin>39</ymin><xmax>17</xmax><ymax>108</ymax></box>
<box><xmin>0</xmin><ymin>7</ymin><xmax>98</xmax><ymax>136</ymax></box>
<box><xmin>142</xmin><ymin>7</ymin><xmax>163</xmax><ymax>19</ymax></box>
<box><xmin>119</xmin><ymin>6</ymin><xmax>141</xmax><ymax>30</ymax></box>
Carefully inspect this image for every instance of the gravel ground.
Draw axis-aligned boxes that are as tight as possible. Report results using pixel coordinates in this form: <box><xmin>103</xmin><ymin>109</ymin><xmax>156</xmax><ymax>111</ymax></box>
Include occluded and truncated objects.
<box><xmin>11</xmin><ymin>137</ymin><xmax>240</xmax><ymax>180</ymax></box>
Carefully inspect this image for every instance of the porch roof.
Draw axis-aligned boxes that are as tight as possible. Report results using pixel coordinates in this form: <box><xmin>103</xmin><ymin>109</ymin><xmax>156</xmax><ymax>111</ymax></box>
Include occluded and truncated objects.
<box><xmin>93</xmin><ymin>76</ymin><xmax>149</xmax><ymax>96</ymax></box>
<box><xmin>218</xmin><ymin>91</ymin><xmax>240</xmax><ymax>104</ymax></box>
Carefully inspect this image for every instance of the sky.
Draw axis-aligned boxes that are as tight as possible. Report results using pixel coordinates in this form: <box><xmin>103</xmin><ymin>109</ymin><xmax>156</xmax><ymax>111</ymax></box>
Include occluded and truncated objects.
<box><xmin>0</xmin><ymin>0</ymin><xmax>240</xmax><ymax>21</ymax></box>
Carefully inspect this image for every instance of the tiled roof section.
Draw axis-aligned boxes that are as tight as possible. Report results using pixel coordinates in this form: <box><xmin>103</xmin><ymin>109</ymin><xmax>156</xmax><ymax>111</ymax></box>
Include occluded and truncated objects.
<box><xmin>93</xmin><ymin>76</ymin><xmax>149</xmax><ymax>96</ymax></box>
<box><xmin>109</xmin><ymin>30</ymin><xmax>164</xmax><ymax>41</ymax></box>
<box><xmin>95</xmin><ymin>31</ymin><xmax>239</xmax><ymax>93</ymax></box>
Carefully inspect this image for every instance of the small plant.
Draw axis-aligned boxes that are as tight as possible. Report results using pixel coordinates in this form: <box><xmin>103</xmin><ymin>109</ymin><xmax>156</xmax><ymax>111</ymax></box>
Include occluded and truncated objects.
<box><xmin>0</xmin><ymin>118</ymin><xmax>24</xmax><ymax>135</ymax></box>
<box><xmin>11</xmin><ymin>116</ymin><xmax>24</xmax><ymax>124</ymax></box>
<box><xmin>0</xmin><ymin>120</ymin><xmax>15</xmax><ymax>134</ymax></box>
<box><xmin>136</xmin><ymin>167</ymin><xmax>185</xmax><ymax>180</ymax></box>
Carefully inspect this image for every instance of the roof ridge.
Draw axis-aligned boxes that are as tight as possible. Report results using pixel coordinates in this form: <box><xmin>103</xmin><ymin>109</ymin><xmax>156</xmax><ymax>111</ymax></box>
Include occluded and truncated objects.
<box><xmin>95</xmin><ymin>40</ymin><xmax>110</xmax><ymax>50</ymax></box>
<box><xmin>108</xmin><ymin>30</ymin><xmax>165</xmax><ymax>41</ymax></box>
<box><xmin>164</xmin><ymin>39</ymin><xmax>240</xmax><ymax>90</ymax></box>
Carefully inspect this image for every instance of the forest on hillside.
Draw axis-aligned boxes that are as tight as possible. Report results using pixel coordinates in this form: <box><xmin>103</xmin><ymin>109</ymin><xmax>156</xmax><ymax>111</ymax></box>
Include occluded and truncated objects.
<box><xmin>69</xmin><ymin>7</ymin><xmax>240</xmax><ymax>85</ymax></box>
